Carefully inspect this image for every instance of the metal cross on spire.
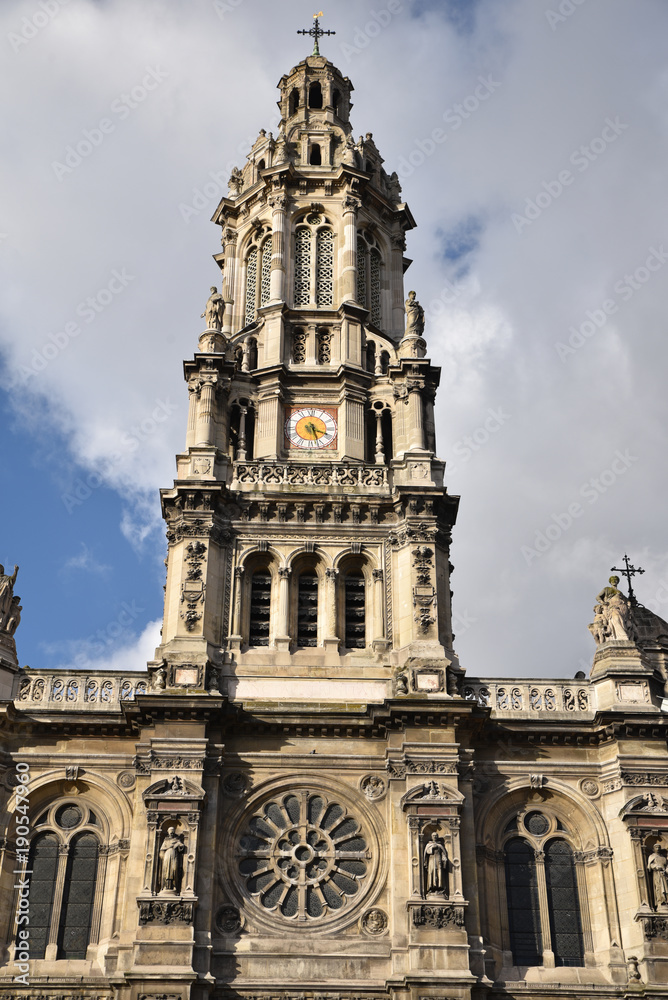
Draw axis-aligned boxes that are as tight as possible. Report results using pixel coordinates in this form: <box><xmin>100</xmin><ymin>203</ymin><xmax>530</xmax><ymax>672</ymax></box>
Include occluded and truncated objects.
<box><xmin>297</xmin><ymin>11</ymin><xmax>335</xmax><ymax>56</ymax></box>
<box><xmin>611</xmin><ymin>553</ymin><xmax>645</xmax><ymax>602</ymax></box>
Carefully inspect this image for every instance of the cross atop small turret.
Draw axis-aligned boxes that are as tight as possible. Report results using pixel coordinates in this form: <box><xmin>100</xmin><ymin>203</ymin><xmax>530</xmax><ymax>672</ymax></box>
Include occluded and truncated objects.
<box><xmin>297</xmin><ymin>11</ymin><xmax>335</xmax><ymax>56</ymax></box>
<box><xmin>611</xmin><ymin>553</ymin><xmax>645</xmax><ymax>602</ymax></box>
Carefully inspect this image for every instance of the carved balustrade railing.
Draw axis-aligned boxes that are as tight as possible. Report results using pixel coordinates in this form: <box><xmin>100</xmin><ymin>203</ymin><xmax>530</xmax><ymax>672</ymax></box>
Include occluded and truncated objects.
<box><xmin>14</xmin><ymin>670</ymin><xmax>150</xmax><ymax>711</ymax></box>
<box><xmin>463</xmin><ymin>679</ymin><xmax>594</xmax><ymax>717</ymax></box>
<box><xmin>232</xmin><ymin>460</ymin><xmax>390</xmax><ymax>493</ymax></box>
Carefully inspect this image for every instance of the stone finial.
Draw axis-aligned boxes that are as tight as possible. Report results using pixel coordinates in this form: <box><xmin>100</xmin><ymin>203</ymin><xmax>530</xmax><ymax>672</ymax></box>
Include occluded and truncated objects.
<box><xmin>588</xmin><ymin>575</ymin><xmax>638</xmax><ymax>644</ymax></box>
<box><xmin>228</xmin><ymin>167</ymin><xmax>243</xmax><ymax>195</ymax></box>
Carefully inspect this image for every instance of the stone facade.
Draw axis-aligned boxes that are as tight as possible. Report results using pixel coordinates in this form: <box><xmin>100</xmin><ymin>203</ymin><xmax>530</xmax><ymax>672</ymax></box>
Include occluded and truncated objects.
<box><xmin>3</xmin><ymin>40</ymin><xmax>668</xmax><ymax>1000</ymax></box>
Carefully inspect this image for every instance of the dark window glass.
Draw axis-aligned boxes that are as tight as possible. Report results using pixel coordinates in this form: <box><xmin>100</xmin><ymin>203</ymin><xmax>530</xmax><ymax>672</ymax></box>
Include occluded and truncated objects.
<box><xmin>56</xmin><ymin>804</ymin><xmax>82</xmax><ymax>829</ymax></box>
<box><xmin>57</xmin><ymin>833</ymin><xmax>98</xmax><ymax>960</ymax></box>
<box><xmin>308</xmin><ymin>81</ymin><xmax>323</xmax><ymax>109</ymax></box>
<box><xmin>545</xmin><ymin>839</ymin><xmax>584</xmax><ymax>967</ymax></box>
<box><xmin>309</xmin><ymin>144</ymin><xmax>322</xmax><ymax>166</ymax></box>
<box><xmin>26</xmin><ymin>833</ymin><xmax>59</xmax><ymax>959</ymax></box>
<box><xmin>249</xmin><ymin>572</ymin><xmax>271</xmax><ymax>646</ymax></box>
<box><xmin>345</xmin><ymin>574</ymin><xmax>366</xmax><ymax>649</ymax></box>
<box><xmin>505</xmin><ymin>838</ymin><xmax>542</xmax><ymax>966</ymax></box>
<box><xmin>297</xmin><ymin>574</ymin><xmax>318</xmax><ymax>647</ymax></box>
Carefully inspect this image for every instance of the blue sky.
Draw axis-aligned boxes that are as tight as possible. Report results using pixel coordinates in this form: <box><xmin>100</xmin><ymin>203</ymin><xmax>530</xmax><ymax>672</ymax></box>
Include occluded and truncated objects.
<box><xmin>2</xmin><ymin>0</ymin><xmax>668</xmax><ymax>677</ymax></box>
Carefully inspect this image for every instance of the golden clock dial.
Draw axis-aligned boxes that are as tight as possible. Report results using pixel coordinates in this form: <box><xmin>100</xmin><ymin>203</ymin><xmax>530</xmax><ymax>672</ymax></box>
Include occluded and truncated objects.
<box><xmin>285</xmin><ymin>407</ymin><xmax>337</xmax><ymax>450</ymax></box>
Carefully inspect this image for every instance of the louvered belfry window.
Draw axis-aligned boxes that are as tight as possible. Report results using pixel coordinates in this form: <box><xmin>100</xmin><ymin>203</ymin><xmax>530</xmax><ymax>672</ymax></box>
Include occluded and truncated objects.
<box><xmin>545</xmin><ymin>839</ymin><xmax>584</xmax><ymax>966</ymax></box>
<box><xmin>356</xmin><ymin>234</ymin><xmax>381</xmax><ymax>326</ymax></box>
<box><xmin>249</xmin><ymin>572</ymin><xmax>271</xmax><ymax>646</ymax></box>
<box><xmin>505</xmin><ymin>838</ymin><xmax>542</xmax><ymax>966</ymax></box>
<box><xmin>246</xmin><ymin>239</ymin><xmax>271</xmax><ymax>324</ymax></box>
<box><xmin>345</xmin><ymin>573</ymin><xmax>366</xmax><ymax>649</ymax></box>
<box><xmin>27</xmin><ymin>833</ymin><xmax>59</xmax><ymax>959</ymax></box>
<box><xmin>245</xmin><ymin>245</ymin><xmax>258</xmax><ymax>325</ymax></box>
<box><xmin>369</xmin><ymin>248</ymin><xmax>381</xmax><ymax>326</ymax></box>
<box><xmin>315</xmin><ymin>229</ymin><xmax>334</xmax><ymax>306</ymax></box>
<box><xmin>294</xmin><ymin>227</ymin><xmax>311</xmax><ymax>305</ymax></box>
<box><xmin>260</xmin><ymin>237</ymin><xmax>271</xmax><ymax>307</ymax></box>
<box><xmin>57</xmin><ymin>833</ymin><xmax>99</xmax><ymax>960</ymax></box>
<box><xmin>297</xmin><ymin>574</ymin><xmax>318</xmax><ymax>647</ymax></box>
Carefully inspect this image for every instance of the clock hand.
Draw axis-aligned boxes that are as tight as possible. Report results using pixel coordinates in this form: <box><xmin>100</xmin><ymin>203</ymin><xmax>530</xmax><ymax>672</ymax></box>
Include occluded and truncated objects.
<box><xmin>304</xmin><ymin>421</ymin><xmax>322</xmax><ymax>439</ymax></box>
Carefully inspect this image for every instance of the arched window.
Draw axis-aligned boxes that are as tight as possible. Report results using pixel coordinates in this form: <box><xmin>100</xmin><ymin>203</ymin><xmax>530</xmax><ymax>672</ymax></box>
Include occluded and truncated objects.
<box><xmin>22</xmin><ymin>802</ymin><xmax>104</xmax><ymax>962</ymax></box>
<box><xmin>293</xmin><ymin>221</ymin><xmax>335</xmax><ymax>308</ymax></box>
<box><xmin>356</xmin><ymin>234</ymin><xmax>382</xmax><ymax>326</ymax></box>
<box><xmin>315</xmin><ymin>229</ymin><xmax>334</xmax><ymax>306</ymax></box>
<box><xmin>245</xmin><ymin>237</ymin><xmax>271</xmax><ymax>325</ymax></box>
<box><xmin>545</xmin><ymin>839</ymin><xmax>584</xmax><ymax>966</ymax></box>
<box><xmin>257</xmin><ymin>158</ymin><xmax>265</xmax><ymax>172</ymax></box>
<box><xmin>332</xmin><ymin>89</ymin><xmax>341</xmax><ymax>116</ymax></box>
<box><xmin>365</xmin><ymin>341</ymin><xmax>376</xmax><ymax>373</ymax></box>
<box><xmin>249</xmin><ymin>571</ymin><xmax>271</xmax><ymax>646</ymax></box>
<box><xmin>309</xmin><ymin>143</ymin><xmax>322</xmax><ymax>165</ymax></box>
<box><xmin>58</xmin><ymin>832</ymin><xmax>99</xmax><ymax>959</ymax></box>
<box><xmin>344</xmin><ymin>572</ymin><xmax>366</xmax><ymax>649</ymax></box>
<box><xmin>297</xmin><ymin>574</ymin><xmax>318</xmax><ymax>647</ymax></box>
<box><xmin>505</xmin><ymin>838</ymin><xmax>542</xmax><ymax>967</ymax></box>
<box><xmin>289</xmin><ymin>88</ymin><xmax>299</xmax><ymax>115</ymax></box>
<box><xmin>27</xmin><ymin>832</ymin><xmax>58</xmax><ymax>959</ymax></box>
<box><xmin>309</xmin><ymin>81</ymin><xmax>323</xmax><ymax>108</ymax></box>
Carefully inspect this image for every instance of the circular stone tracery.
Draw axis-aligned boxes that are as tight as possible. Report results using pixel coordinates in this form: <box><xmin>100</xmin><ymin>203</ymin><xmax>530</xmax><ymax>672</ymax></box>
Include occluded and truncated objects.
<box><xmin>238</xmin><ymin>790</ymin><xmax>368</xmax><ymax>921</ymax></box>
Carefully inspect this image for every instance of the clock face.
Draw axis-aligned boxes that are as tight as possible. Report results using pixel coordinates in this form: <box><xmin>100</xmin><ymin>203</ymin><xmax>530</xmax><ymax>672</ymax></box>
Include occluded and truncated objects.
<box><xmin>285</xmin><ymin>406</ymin><xmax>338</xmax><ymax>450</ymax></box>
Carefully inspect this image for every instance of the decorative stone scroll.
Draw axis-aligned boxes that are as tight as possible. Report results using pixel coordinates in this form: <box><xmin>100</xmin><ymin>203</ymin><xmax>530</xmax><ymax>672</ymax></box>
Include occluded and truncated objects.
<box><xmin>411</xmin><ymin>903</ymin><xmax>465</xmax><ymax>928</ymax></box>
<box><xmin>138</xmin><ymin>899</ymin><xmax>194</xmax><ymax>924</ymax></box>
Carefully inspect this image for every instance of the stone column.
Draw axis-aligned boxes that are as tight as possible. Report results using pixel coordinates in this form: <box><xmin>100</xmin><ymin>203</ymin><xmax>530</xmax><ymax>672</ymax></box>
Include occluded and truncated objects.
<box><xmin>374</xmin><ymin>410</ymin><xmax>385</xmax><ymax>464</ymax></box>
<box><xmin>269</xmin><ymin>194</ymin><xmax>288</xmax><ymax>302</ymax></box>
<box><xmin>231</xmin><ymin>567</ymin><xmax>244</xmax><ymax>640</ymax></box>
<box><xmin>221</xmin><ymin>229</ymin><xmax>237</xmax><ymax>337</ymax></box>
<box><xmin>195</xmin><ymin>378</ymin><xmax>216</xmax><ymax>447</ymax></box>
<box><xmin>372</xmin><ymin>569</ymin><xmax>385</xmax><ymax>641</ymax></box>
<box><xmin>407</xmin><ymin>382</ymin><xmax>425</xmax><ymax>451</ymax></box>
<box><xmin>324</xmin><ymin>568</ymin><xmax>339</xmax><ymax>651</ymax></box>
<box><xmin>391</xmin><ymin>232</ymin><xmax>406</xmax><ymax>337</ymax></box>
<box><xmin>448</xmin><ymin>816</ymin><xmax>464</xmax><ymax>900</ymax></box>
<box><xmin>274</xmin><ymin>566</ymin><xmax>291</xmax><ymax>650</ymax></box>
<box><xmin>186</xmin><ymin>379</ymin><xmax>200</xmax><ymax>449</ymax></box>
<box><xmin>236</xmin><ymin>405</ymin><xmax>248</xmax><ymax>461</ymax></box>
<box><xmin>341</xmin><ymin>195</ymin><xmax>360</xmax><ymax>303</ymax></box>
<box><xmin>241</xmin><ymin>341</ymin><xmax>250</xmax><ymax>373</ymax></box>
<box><xmin>45</xmin><ymin>845</ymin><xmax>70</xmax><ymax>959</ymax></box>
<box><xmin>534</xmin><ymin>849</ymin><xmax>555</xmax><ymax>967</ymax></box>
<box><xmin>574</xmin><ymin>856</ymin><xmax>594</xmax><ymax>957</ymax></box>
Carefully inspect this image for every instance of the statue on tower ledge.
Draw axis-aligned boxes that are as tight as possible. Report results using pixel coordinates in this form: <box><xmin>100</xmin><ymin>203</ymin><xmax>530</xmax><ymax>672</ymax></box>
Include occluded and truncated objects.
<box><xmin>201</xmin><ymin>286</ymin><xmax>225</xmax><ymax>331</ymax></box>
<box><xmin>588</xmin><ymin>575</ymin><xmax>638</xmax><ymax>644</ymax></box>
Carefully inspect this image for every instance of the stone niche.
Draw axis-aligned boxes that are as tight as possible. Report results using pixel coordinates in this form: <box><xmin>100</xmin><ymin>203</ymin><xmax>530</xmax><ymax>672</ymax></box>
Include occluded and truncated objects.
<box><xmin>134</xmin><ymin>775</ymin><xmax>206</xmax><ymax>965</ymax></box>
<box><xmin>401</xmin><ymin>780</ymin><xmax>467</xmax><ymax>933</ymax></box>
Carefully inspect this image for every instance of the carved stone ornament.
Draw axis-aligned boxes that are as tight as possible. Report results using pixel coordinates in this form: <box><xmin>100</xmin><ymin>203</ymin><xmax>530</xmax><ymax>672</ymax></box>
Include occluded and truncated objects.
<box><xmin>360</xmin><ymin>907</ymin><xmax>388</xmax><ymax>935</ymax></box>
<box><xmin>411</xmin><ymin>903</ymin><xmax>465</xmax><ymax>928</ymax></box>
<box><xmin>215</xmin><ymin>904</ymin><xmax>242</xmax><ymax>934</ymax></box>
<box><xmin>360</xmin><ymin>774</ymin><xmax>386</xmax><ymax>800</ymax></box>
<box><xmin>138</xmin><ymin>899</ymin><xmax>194</xmax><ymax>924</ymax></box>
<box><xmin>639</xmin><ymin>915</ymin><xmax>668</xmax><ymax>940</ymax></box>
<box><xmin>117</xmin><ymin>770</ymin><xmax>136</xmax><ymax>790</ymax></box>
<box><xmin>579</xmin><ymin>778</ymin><xmax>600</xmax><ymax>798</ymax></box>
<box><xmin>223</xmin><ymin>771</ymin><xmax>250</xmax><ymax>798</ymax></box>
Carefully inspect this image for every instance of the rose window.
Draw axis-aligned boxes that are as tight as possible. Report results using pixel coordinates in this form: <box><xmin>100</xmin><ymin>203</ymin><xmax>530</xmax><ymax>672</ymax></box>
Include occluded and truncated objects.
<box><xmin>238</xmin><ymin>790</ymin><xmax>368</xmax><ymax>920</ymax></box>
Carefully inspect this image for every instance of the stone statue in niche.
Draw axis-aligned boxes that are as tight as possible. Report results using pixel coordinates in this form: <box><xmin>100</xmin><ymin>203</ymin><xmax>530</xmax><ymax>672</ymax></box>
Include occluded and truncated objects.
<box><xmin>588</xmin><ymin>575</ymin><xmax>638</xmax><ymax>644</ymax></box>
<box><xmin>404</xmin><ymin>290</ymin><xmax>425</xmax><ymax>337</ymax></box>
<box><xmin>648</xmin><ymin>844</ymin><xmax>668</xmax><ymax>907</ymax></box>
<box><xmin>0</xmin><ymin>565</ymin><xmax>19</xmax><ymax>635</ymax></box>
<box><xmin>159</xmin><ymin>826</ymin><xmax>186</xmax><ymax>893</ymax></box>
<box><xmin>201</xmin><ymin>286</ymin><xmax>225</xmax><ymax>330</ymax></box>
<box><xmin>424</xmin><ymin>832</ymin><xmax>448</xmax><ymax>896</ymax></box>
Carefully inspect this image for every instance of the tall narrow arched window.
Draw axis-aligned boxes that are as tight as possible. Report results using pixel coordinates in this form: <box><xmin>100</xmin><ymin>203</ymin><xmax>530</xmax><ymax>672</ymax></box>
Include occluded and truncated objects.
<box><xmin>315</xmin><ymin>229</ymin><xmax>334</xmax><ymax>306</ymax></box>
<box><xmin>294</xmin><ymin>228</ymin><xmax>311</xmax><ymax>306</ymax></box>
<box><xmin>245</xmin><ymin>238</ymin><xmax>271</xmax><ymax>325</ymax></box>
<box><xmin>545</xmin><ymin>839</ymin><xmax>584</xmax><ymax>966</ymax></box>
<box><xmin>57</xmin><ymin>832</ymin><xmax>99</xmax><ymax>960</ymax></box>
<box><xmin>505</xmin><ymin>838</ymin><xmax>542</xmax><ymax>966</ymax></box>
<box><xmin>344</xmin><ymin>573</ymin><xmax>366</xmax><ymax>649</ymax></box>
<box><xmin>309</xmin><ymin>81</ymin><xmax>323</xmax><ymax>108</ymax></box>
<box><xmin>357</xmin><ymin>234</ymin><xmax>367</xmax><ymax>306</ymax></box>
<box><xmin>289</xmin><ymin>88</ymin><xmax>299</xmax><ymax>115</ymax></box>
<box><xmin>297</xmin><ymin>574</ymin><xmax>318</xmax><ymax>647</ymax></box>
<box><xmin>332</xmin><ymin>89</ymin><xmax>341</xmax><ymax>116</ymax></box>
<box><xmin>369</xmin><ymin>248</ymin><xmax>381</xmax><ymax>326</ymax></box>
<box><xmin>309</xmin><ymin>143</ymin><xmax>322</xmax><ymax>165</ymax></box>
<box><xmin>27</xmin><ymin>832</ymin><xmax>59</xmax><ymax>959</ymax></box>
<box><xmin>249</xmin><ymin>571</ymin><xmax>271</xmax><ymax>646</ymax></box>
<box><xmin>356</xmin><ymin>234</ymin><xmax>382</xmax><ymax>326</ymax></box>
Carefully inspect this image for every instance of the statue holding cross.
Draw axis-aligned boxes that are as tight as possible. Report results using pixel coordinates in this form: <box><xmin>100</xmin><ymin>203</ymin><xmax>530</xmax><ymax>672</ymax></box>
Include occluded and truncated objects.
<box><xmin>588</xmin><ymin>556</ymin><xmax>644</xmax><ymax>645</ymax></box>
<box><xmin>297</xmin><ymin>12</ymin><xmax>336</xmax><ymax>55</ymax></box>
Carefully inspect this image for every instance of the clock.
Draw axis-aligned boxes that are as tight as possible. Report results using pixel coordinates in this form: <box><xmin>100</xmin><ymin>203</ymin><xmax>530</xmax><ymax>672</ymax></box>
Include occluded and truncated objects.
<box><xmin>285</xmin><ymin>406</ymin><xmax>338</xmax><ymax>450</ymax></box>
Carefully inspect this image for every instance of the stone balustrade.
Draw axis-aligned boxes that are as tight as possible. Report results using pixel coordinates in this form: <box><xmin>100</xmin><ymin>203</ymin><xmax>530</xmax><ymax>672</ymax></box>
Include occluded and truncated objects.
<box><xmin>463</xmin><ymin>678</ymin><xmax>593</xmax><ymax>717</ymax></box>
<box><xmin>232</xmin><ymin>460</ymin><xmax>390</xmax><ymax>492</ymax></box>
<box><xmin>14</xmin><ymin>670</ymin><xmax>150</xmax><ymax>711</ymax></box>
